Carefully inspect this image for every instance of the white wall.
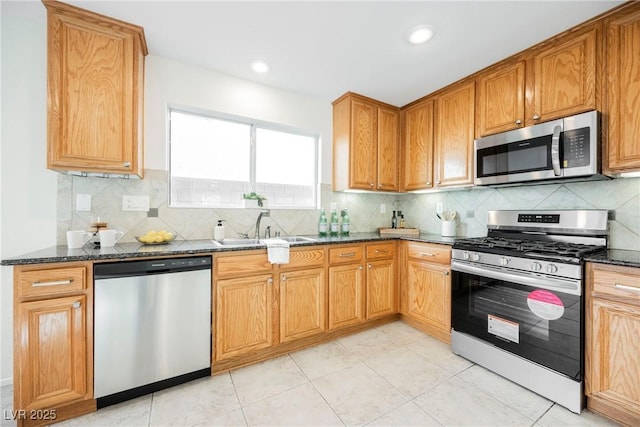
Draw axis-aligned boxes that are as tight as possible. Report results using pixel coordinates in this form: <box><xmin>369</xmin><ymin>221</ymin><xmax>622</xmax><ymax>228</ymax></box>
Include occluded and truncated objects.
<box><xmin>1</xmin><ymin>4</ymin><xmax>58</xmax><ymax>385</ymax></box>
<box><xmin>144</xmin><ymin>55</ymin><xmax>333</xmax><ymax>183</ymax></box>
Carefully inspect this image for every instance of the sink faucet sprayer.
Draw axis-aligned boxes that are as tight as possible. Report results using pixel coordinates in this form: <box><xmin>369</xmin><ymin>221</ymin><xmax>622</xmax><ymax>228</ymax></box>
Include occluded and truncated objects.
<box><xmin>255</xmin><ymin>209</ymin><xmax>270</xmax><ymax>239</ymax></box>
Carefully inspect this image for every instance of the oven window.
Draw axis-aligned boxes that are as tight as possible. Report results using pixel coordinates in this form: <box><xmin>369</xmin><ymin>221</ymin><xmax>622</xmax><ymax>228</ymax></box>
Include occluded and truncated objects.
<box><xmin>477</xmin><ymin>135</ymin><xmax>552</xmax><ymax>177</ymax></box>
<box><xmin>452</xmin><ymin>270</ymin><xmax>582</xmax><ymax>380</ymax></box>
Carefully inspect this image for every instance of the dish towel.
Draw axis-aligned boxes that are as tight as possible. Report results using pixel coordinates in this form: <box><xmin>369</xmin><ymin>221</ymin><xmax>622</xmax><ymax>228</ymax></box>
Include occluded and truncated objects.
<box><xmin>264</xmin><ymin>238</ymin><xmax>290</xmax><ymax>264</ymax></box>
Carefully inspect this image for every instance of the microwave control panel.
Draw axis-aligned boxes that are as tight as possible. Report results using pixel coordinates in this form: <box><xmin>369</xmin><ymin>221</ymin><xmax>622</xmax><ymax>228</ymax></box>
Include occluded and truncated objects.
<box><xmin>562</xmin><ymin>127</ymin><xmax>590</xmax><ymax>168</ymax></box>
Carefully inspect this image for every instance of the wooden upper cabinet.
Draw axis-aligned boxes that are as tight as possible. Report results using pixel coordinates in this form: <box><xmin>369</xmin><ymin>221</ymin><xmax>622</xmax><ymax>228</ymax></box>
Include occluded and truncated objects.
<box><xmin>333</xmin><ymin>93</ymin><xmax>399</xmax><ymax>191</ymax></box>
<box><xmin>604</xmin><ymin>3</ymin><xmax>640</xmax><ymax>173</ymax></box>
<box><xmin>434</xmin><ymin>81</ymin><xmax>475</xmax><ymax>187</ymax></box>
<box><xmin>44</xmin><ymin>0</ymin><xmax>147</xmax><ymax>177</ymax></box>
<box><xmin>476</xmin><ymin>60</ymin><xmax>526</xmax><ymax>137</ymax></box>
<box><xmin>529</xmin><ymin>25</ymin><xmax>598</xmax><ymax>125</ymax></box>
<box><xmin>402</xmin><ymin>98</ymin><xmax>434</xmax><ymax>191</ymax></box>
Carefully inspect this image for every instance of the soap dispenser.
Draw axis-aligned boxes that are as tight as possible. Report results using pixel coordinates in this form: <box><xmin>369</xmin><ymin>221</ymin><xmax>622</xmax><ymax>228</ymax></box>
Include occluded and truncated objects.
<box><xmin>214</xmin><ymin>220</ymin><xmax>225</xmax><ymax>241</ymax></box>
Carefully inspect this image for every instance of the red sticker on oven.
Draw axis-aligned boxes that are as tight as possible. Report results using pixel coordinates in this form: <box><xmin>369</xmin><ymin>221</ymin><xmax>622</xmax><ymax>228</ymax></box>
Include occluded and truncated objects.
<box><xmin>527</xmin><ymin>289</ymin><xmax>565</xmax><ymax>320</ymax></box>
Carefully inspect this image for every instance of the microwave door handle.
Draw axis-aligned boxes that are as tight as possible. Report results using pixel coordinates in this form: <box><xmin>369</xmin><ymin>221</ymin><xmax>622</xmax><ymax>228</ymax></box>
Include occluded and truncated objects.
<box><xmin>551</xmin><ymin>125</ymin><xmax>562</xmax><ymax>176</ymax></box>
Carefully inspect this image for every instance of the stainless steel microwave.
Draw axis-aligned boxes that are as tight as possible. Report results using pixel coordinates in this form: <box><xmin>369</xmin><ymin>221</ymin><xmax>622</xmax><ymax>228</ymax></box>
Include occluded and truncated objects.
<box><xmin>474</xmin><ymin>110</ymin><xmax>603</xmax><ymax>186</ymax></box>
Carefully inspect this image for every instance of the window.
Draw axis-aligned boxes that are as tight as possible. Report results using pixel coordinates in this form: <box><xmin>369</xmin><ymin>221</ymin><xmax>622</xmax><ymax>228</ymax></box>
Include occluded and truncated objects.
<box><xmin>169</xmin><ymin>109</ymin><xmax>319</xmax><ymax>209</ymax></box>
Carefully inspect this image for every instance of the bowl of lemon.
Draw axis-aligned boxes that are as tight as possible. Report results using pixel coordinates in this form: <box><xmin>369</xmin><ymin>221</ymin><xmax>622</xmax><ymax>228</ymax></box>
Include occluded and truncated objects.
<box><xmin>136</xmin><ymin>230</ymin><xmax>176</xmax><ymax>245</ymax></box>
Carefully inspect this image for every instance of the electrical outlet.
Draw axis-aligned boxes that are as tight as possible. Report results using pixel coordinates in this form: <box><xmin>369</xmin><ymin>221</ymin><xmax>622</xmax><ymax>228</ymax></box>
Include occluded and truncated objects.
<box><xmin>330</xmin><ymin>202</ymin><xmax>337</xmax><ymax>211</ymax></box>
<box><xmin>380</xmin><ymin>203</ymin><xmax>386</xmax><ymax>214</ymax></box>
<box><xmin>122</xmin><ymin>195</ymin><xmax>150</xmax><ymax>212</ymax></box>
<box><xmin>436</xmin><ymin>202</ymin><xmax>444</xmax><ymax>215</ymax></box>
<box><xmin>466</xmin><ymin>210</ymin><xmax>475</xmax><ymax>219</ymax></box>
<box><xmin>75</xmin><ymin>194</ymin><xmax>92</xmax><ymax>212</ymax></box>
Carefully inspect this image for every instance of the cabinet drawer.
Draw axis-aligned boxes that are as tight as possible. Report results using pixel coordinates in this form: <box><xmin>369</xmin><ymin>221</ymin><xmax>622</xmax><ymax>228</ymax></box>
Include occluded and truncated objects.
<box><xmin>366</xmin><ymin>242</ymin><xmax>396</xmax><ymax>260</ymax></box>
<box><xmin>18</xmin><ymin>266</ymin><xmax>87</xmax><ymax>298</ymax></box>
<box><xmin>406</xmin><ymin>242</ymin><xmax>451</xmax><ymax>265</ymax></box>
<box><xmin>329</xmin><ymin>245</ymin><xmax>364</xmax><ymax>264</ymax></box>
<box><xmin>287</xmin><ymin>248</ymin><xmax>325</xmax><ymax>269</ymax></box>
<box><xmin>216</xmin><ymin>252</ymin><xmax>272</xmax><ymax>277</ymax></box>
<box><xmin>591</xmin><ymin>264</ymin><xmax>640</xmax><ymax>302</ymax></box>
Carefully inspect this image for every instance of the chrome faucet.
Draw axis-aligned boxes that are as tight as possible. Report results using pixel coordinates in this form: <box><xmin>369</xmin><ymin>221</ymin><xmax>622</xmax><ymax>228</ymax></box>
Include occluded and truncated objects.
<box><xmin>254</xmin><ymin>209</ymin><xmax>270</xmax><ymax>239</ymax></box>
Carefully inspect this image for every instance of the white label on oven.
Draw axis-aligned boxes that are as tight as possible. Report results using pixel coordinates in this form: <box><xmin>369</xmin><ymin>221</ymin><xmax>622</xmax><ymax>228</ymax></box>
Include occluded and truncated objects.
<box><xmin>527</xmin><ymin>289</ymin><xmax>565</xmax><ymax>320</ymax></box>
<box><xmin>487</xmin><ymin>314</ymin><xmax>519</xmax><ymax>343</ymax></box>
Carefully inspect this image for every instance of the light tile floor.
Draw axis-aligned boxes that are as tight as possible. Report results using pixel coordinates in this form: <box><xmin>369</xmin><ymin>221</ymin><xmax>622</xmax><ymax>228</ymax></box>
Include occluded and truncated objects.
<box><xmin>1</xmin><ymin>321</ymin><xmax>620</xmax><ymax>427</ymax></box>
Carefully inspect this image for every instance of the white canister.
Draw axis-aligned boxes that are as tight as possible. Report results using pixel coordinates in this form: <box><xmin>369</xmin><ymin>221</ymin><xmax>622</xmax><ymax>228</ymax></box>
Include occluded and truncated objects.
<box><xmin>441</xmin><ymin>220</ymin><xmax>456</xmax><ymax>237</ymax></box>
<box><xmin>66</xmin><ymin>230</ymin><xmax>92</xmax><ymax>249</ymax></box>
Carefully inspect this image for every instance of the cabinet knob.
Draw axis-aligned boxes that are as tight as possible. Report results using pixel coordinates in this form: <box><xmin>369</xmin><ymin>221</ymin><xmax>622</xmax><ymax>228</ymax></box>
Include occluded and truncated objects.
<box><xmin>532</xmin><ymin>115</ymin><xmax>540</xmax><ymax>120</ymax></box>
<box><xmin>515</xmin><ymin>119</ymin><xmax>522</xmax><ymax>125</ymax></box>
<box><xmin>435</xmin><ymin>180</ymin><xmax>441</xmax><ymax>185</ymax></box>
<box><xmin>72</xmin><ymin>301</ymin><xmax>82</xmax><ymax>309</ymax></box>
<box><xmin>368</xmin><ymin>264</ymin><xmax>372</xmax><ymax>269</ymax></box>
<box><xmin>378</xmin><ymin>184</ymin><xmax>382</xmax><ymax>189</ymax></box>
<box><xmin>267</xmin><ymin>278</ymin><xmax>273</xmax><ymax>284</ymax></box>
<box><xmin>370</xmin><ymin>183</ymin><xmax>374</xmax><ymax>188</ymax></box>
<box><xmin>358</xmin><ymin>265</ymin><xmax>363</xmax><ymax>270</ymax></box>
<box><xmin>444</xmin><ymin>271</ymin><xmax>450</xmax><ymax>276</ymax></box>
<box><xmin>281</xmin><ymin>275</ymin><xmax>287</xmax><ymax>281</ymax></box>
<box><xmin>426</xmin><ymin>182</ymin><xmax>431</xmax><ymax>186</ymax></box>
<box><xmin>123</xmin><ymin>161</ymin><xmax>131</xmax><ymax>168</ymax></box>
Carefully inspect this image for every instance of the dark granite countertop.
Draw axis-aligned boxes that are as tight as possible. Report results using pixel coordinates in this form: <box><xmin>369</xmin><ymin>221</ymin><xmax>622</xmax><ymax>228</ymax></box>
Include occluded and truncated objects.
<box><xmin>585</xmin><ymin>249</ymin><xmax>640</xmax><ymax>269</ymax></box>
<box><xmin>0</xmin><ymin>232</ymin><xmax>458</xmax><ymax>266</ymax></box>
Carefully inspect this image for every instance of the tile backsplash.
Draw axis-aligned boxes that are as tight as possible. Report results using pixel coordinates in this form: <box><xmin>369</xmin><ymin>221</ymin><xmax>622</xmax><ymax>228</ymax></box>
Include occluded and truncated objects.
<box><xmin>57</xmin><ymin>170</ymin><xmax>639</xmax><ymax>251</ymax></box>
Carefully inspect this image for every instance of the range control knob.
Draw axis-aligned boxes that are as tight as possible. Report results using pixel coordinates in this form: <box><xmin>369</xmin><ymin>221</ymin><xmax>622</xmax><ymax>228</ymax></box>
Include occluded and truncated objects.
<box><xmin>472</xmin><ymin>253</ymin><xmax>481</xmax><ymax>262</ymax></box>
<box><xmin>499</xmin><ymin>257</ymin><xmax>509</xmax><ymax>266</ymax></box>
<box><xmin>547</xmin><ymin>264</ymin><xmax>558</xmax><ymax>274</ymax></box>
<box><xmin>463</xmin><ymin>252</ymin><xmax>470</xmax><ymax>261</ymax></box>
<box><xmin>531</xmin><ymin>262</ymin><xmax>542</xmax><ymax>272</ymax></box>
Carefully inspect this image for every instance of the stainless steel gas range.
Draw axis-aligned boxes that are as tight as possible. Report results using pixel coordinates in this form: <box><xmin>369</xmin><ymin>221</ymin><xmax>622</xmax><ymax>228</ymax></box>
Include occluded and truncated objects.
<box><xmin>450</xmin><ymin>209</ymin><xmax>609</xmax><ymax>414</ymax></box>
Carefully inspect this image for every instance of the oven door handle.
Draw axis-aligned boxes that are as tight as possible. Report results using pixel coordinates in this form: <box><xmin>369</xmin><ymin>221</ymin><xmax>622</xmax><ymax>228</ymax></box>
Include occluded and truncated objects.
<box><xmin>451</xmin><ymin>261</ymin><xmax>581</xmax><ymax>296</ymax></box>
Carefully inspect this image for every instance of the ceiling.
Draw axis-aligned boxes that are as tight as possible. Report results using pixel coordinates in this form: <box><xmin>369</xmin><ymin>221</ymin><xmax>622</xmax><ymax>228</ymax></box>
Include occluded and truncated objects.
<box><xmin>5</xmin><ymin>0</ymin><xmax>624</xmax><ymax>106</ymax></box>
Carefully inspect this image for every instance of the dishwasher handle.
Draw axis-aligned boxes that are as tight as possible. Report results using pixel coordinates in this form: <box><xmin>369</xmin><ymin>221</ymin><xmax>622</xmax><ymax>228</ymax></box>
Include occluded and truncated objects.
<box><xmin>95</xmin><ymin>256</ymin><xmax>212</xmax><ymax>279</ymax></box>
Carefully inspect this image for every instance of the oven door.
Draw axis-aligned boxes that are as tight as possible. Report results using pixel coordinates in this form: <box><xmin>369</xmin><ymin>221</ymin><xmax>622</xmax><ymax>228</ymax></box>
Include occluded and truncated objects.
<box><xmin>451</xmin><ymin>261</ymin><xmax>583</xmax><ymax>381</ymax></box>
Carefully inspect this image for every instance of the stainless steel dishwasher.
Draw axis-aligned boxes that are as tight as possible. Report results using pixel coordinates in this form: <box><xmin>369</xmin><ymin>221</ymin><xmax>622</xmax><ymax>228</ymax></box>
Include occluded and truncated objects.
<box><xmin>94</xmin><ymin>256</ymin><xmax>211</xmax><ymax>408</ymax></box>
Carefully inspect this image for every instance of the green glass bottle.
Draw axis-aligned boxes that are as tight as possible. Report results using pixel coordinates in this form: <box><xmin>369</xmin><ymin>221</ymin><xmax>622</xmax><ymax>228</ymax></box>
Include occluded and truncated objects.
<box><xmin>330</xmin><ymin>208</ymin><xmax>339</xmax><ymax>237</ymax></box>
<box><xmin>318</xmin><ymin>208</ymin><xmax>328</xmax><ymax>237</ymax></box>
<box><xmin>341</xmin><ymin>209</ymin><xmax>350</xmax><ymax>236</ymax></box>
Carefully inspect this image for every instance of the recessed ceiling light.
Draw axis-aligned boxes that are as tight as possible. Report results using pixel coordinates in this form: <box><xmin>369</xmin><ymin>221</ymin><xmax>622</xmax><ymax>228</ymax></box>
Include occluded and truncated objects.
<box><xmin>251</xmin><ymin>60</ymin><xmax>270</xmax><ymax>73</ymax></box>
<box><xmin>408</xmin><ymin>26</ymin><xmax>434</xmax><ymax>45</ymax></box>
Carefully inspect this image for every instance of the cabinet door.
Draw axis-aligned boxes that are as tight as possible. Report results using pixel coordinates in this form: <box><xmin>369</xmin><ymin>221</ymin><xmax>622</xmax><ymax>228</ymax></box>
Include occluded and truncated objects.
<box><xmin>606</xmin><ymin>6</ymin><xmax>640</xmax><ymax>172</ymax></box>
<box><xmin>280</xmin><ymin>268</ymin><xmax>326</xmax><ymax>343</ymax></box>
<box><xmin>46</xmin><ymin>3</ymin><xmax>145</xmax><ymax>176</ymax></box>
<box><xmin>376</xmin><ymin>107</ymin><xmax>399</xmax><ymax>191</ymax></box>
<box><xmin>16</xmin><ymin>295</ymin><xmax>89</xmax><ymax>410</ymax></box>
<box><xmin>215</xmin><ymin>274</ymin><xmax>274</xmax><ymax>361</ymax></box>
<box><xmin>531</xmin><ymin>26</ymin><xmax>597</xmax><ymax>124</ymax></box>
<box><xmin>434</xmin><ymin>81</ymin><xmax>475</xmax><ymax>187</ymax></box>
<box><xmin>402</xmin><ymin>99</ymin><xmax>434</xmax><ymax>191</ymax></box>
<box><xmin>588</xmin><ymin>298</ymin><xmax>640</xmax><ymax>418</ymax></box>
<box><xmin>349</xmin><ymin>99</ymin><xmax>377</xmax><ymax>190</ymax></box>
<box><xmin>406</xmin><ymin>260</ymin><xmax>451</xmax><ymax>335</ymax></box>
<box><xmin>476</xmin><ymin>60</ymin><xmax>525</xmax><ymax>137</ymax></box>
<box><xmin>328</xmin><ymin>263</ymin><xmax>364</xmax><ymax>330</ymax></box>
<box><xmin>366</xmin><ymin>259</ymin><xmax>396</xmax><ymax>319</ymax></box>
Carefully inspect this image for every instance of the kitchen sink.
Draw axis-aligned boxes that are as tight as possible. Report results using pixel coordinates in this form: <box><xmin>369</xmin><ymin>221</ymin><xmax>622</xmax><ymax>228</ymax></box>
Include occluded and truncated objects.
<box><xmin>211</xmin><ymin>238</ymin><xmax>262</xmax><ymax>247</ymax></box>
<box><xmin>277</xmin><ymin>236</ymin><xmax>317</xmax><ymax>243</ymax></box>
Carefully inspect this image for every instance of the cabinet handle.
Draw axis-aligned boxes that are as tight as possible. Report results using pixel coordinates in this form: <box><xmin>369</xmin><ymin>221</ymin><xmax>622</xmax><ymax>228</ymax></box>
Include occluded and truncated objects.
<box><xmin>615</xmin><ymin>283</ymin><xmax>640</xmax><ymax>293</ymax></box>
<box><xmin>267</xmin><ymin>278</ymin><xmax>273</xmax><ymax>284</ymax></box>
<box><xmin>374</xmin><ymin>249</ymin><xmax>389</xmax><ymax>254</ymax></box>
<box><xmin>72</xmin><ymin>301</ymin><xmax>81</xmax><ymax>309</ymax></box>
<box><xmin>32</xmin><ymin>279</ymin><xmax>73</xmax><ymax>287</ymax></box>
<box><xmin>419</xmin><ymin>252</ymin><xmax>436</xmax><ymax>257</ymax></box>
<box><xmin>339</xmin><ymin>252</ymin><xmax>356</xmax><ymax>257</ymax></box>
<box><xmin>532</xmin><ymin>114</ymin><xmax>540</xmax><ymax>120</ymax></box>
<box><xmin>123</xmin><ymin>161</ymin><xmax>131</xmax><ymax>167</ymax></box>
<box><xmin>515</xmin><ymin>119</ymin><xmax>522</xmax><ymax>125</ymax></box>
<box><xmin>281</xmin><ymin>275</ymin><xmax>287</xmax><ymax>281</ymax></box>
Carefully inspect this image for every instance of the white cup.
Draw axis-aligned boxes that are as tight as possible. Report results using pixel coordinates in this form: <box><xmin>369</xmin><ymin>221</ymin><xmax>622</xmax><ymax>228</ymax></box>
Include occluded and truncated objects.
<box><xmin>99</xmin><ymin>229</ymin><xmax>124</xmax><ymax>247</ymax></box>
<box><xmin>441</xmin><ymin>220</ymin><xmax>456</xmax><ymax>237</ymax></box>
<box><xmin>66</xmin><ymin>230</ymin><xmax>92</xmax><ymax>249</ymax></box>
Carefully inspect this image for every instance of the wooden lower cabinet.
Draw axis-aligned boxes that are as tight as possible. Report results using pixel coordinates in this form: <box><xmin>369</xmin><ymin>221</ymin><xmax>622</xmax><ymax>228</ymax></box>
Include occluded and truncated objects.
<box><xmin>401</xmin><ymin>242</ymin><xmax>452</xmax><ymax>343</ymax></box>
<box><xmin>13</xmin><ymin>262</ymin><xmax>94</xmax><ymax>427</ymax></box>
<box><xmin>586</xmin><ymin>263</ymin><xmax>640</xmax><ymax>426</ymax></box>
<box><xmin>214</xmin><ymin>273</ymin><xmax>274</xmax><ymax>361</ymax></box>
<box><xmin>279</xmin><ymin>268</ymin><xmax>326</xmax><ymax>343</ymax></box>
<box><xmin>328</xmin><ymin>262</ymin><xmax>365</xmax><ymax>329</ymax></box>
<box><xmin>366</xmin><ymin>259</ymin><xmax>396</xmax><ymax>319</ymax></box>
